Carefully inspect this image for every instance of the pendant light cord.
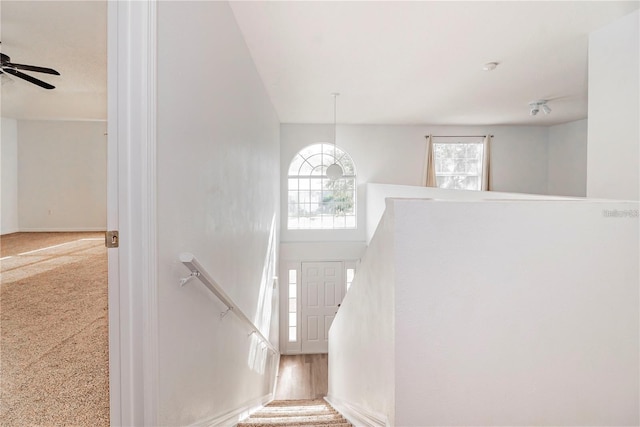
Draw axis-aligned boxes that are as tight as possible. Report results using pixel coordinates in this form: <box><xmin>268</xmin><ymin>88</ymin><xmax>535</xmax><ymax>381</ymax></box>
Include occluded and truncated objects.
<box><xmin>326</xmin><ymin>93</ymin><xmax>344</xmax><ymax>180</ymax></box>
<box><xmin>332</xmin><ymin>92</ymin><xmax>339</xmax><ymax>147</ymax></box>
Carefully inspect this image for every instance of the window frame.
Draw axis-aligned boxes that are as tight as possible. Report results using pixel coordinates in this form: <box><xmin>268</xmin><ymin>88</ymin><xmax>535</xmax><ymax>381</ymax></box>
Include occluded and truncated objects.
<box><xmin>433</xmin><ymin>141</ymin><xmax>485</xmax><ymax>191</ymax></box>
<box><xmin>287</xmin><ymin>143</ymin><xmax>357</xmax><ymax>230</ymax></box>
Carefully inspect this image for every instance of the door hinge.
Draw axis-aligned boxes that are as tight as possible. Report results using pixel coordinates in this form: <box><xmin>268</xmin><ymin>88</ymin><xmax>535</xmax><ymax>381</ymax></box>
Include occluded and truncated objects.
<box><xmin>105</xmin><ymin>230</ymin><xmax>119</xmax><ymax>248</ymax></box>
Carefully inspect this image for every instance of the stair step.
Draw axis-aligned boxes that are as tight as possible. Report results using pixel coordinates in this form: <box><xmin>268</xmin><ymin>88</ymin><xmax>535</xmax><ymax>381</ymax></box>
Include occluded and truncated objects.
<box><xmin>266</xmin><ymin>399</ymin><xmax>328</xmax><ymax>407</ymax></box>
<box><xmin>238</xmin><ymin>399</ymin><xmax>351</xmax><ymax>427</ymax></box>
<box><xmin>238</xmin><ymin>414</ymin><xmax>345</xmax><ymax>424</ymax></box>
<box><xmin>253</xmin><ymin>406</ymin><xmax>337</xmax><ymax>417</ymax></box>
<box><xmin>239</xmin><ymin>424</ymin><xmax>351</xmax><ymax>427</ymax></box>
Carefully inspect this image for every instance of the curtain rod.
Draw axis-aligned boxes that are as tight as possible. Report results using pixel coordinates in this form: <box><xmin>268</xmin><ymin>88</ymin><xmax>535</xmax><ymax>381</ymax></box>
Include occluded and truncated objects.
<box><xmin>426</xmin><ymin>135</ymin><xmax>494</xmax><ymax>138</ymax></box>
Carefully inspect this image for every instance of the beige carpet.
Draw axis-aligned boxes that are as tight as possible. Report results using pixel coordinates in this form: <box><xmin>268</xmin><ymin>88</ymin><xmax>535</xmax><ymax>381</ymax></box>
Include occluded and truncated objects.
<box><xmin>0</xmin><ymin>232</ymin><xmax>109</xmax><ymax>426</ymax></box>
<box><xmin>238</xmin><ymin>400</ymin><xmax>351</xmax><ymax>427</ymax></box>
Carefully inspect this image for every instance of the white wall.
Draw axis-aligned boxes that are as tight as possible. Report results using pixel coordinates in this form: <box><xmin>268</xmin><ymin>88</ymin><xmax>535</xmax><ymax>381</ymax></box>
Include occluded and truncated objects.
<box><xmin>327</xmin><ymin>201</ymin><xmax>396</xmax><ymax>426</ymax></box>
<box><xmin>394</xmin><ymin>199</ymin><xmax>638</xmax><ymax>426</ymax></box>
<box><xmin>587</xmin><ymin>10</ymin><xmax>639</xmax><ymax>200</ymax></box>
<box><xmin>1</xmin><ymin>118</ymin><xmax>19</xmax><ymax>234</ymax></box>
<box><xmin>330</xmin><ymin>196</ymin><xmax>639</xmax><ymax>426</ymax></box>
<box><xmin>280</xmin><ymin>123</ymin><xmax>550</xmax><ymax>248</ymax></box>
<box><xmin>156</xmin><ymin>2</ymin><xmax>280</xmax><ymax>425</ymax></box>
<box><xmin>17</xmin><ymin>120</ymin><xmax>107</xmax><ymax>231</ymax></box>
<box><xmin>548</xmin><ymin>119</ymin><xmax>588</xmax><ymax>197</ymax></box>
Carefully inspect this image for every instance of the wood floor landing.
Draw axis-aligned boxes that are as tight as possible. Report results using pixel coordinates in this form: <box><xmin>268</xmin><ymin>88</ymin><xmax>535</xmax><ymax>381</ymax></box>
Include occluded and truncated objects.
<box><xmin>275</xmin><ymin>354</ymin><xmax>328</xmax><ymax>400</ymax></box>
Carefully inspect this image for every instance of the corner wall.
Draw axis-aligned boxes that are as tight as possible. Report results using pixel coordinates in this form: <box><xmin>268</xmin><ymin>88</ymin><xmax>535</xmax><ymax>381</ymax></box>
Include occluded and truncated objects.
<box><xmin>548</xmin><ymin>119</ymin><xmax>587</xmax><ymax>197</ymax></box>
<box><xmin>587</xmin><ymin>10</ymin><xmax>639</xmax><ymax>200</ymax></box>
<box><xmin>327</xmin><ymin>199</ymin><xmax>396</xmax><ymax>426</ymax></box>
<box><xmin>1</xmin><ymin>118</ymin><xmax>19</xmax><ymax>234</ymax></box>
<box><xmin>156</xmin><ymin>2</ymin><xmax>280</xmax><ymax>425</ymax></box>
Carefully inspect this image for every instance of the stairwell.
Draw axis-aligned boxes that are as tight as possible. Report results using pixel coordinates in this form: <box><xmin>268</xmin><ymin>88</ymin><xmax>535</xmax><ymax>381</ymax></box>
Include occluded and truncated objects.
<box><xmin>238</xmin><ymin>355</ymin><xmax>351</xmax><ymax>426</ymax></box>
<box><xmin>237</xmin><ymin>399</ymin><xmax>351</xmax><ymax>427</ymax></box>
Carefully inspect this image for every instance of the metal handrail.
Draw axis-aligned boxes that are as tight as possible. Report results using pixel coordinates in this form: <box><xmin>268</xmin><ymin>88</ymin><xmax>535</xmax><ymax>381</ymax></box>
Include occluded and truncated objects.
<box><xmin>179</xmin><ymin>252</ymin><xmax>278</xmax><ymax>355</ymax></box>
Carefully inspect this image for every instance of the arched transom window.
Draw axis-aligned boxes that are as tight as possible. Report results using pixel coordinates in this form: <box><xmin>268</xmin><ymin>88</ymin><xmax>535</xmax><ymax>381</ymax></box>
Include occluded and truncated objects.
<box><xmin>287</xmin><ymin>143</ymin><xmax>357</xmax><ymax>230</ymax></box>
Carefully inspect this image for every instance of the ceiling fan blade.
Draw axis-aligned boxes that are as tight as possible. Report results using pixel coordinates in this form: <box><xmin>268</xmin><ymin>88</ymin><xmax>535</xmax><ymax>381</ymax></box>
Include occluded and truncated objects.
<box><xmin>3</xmin><ymin>68</ymin><xmax>55</xmax><ymax>89</ymax></box>
<box><xmin>8</xmin><ymin>62</ymin><xmax>60</xmax><ymax>75</ymax></box>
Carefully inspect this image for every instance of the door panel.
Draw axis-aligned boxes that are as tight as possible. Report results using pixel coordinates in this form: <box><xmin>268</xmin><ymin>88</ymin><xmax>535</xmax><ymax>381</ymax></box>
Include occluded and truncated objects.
<box><xmin>301</xmin><ymin>261</ymin><xmax>345</xmax><ymax>353</ymax></box>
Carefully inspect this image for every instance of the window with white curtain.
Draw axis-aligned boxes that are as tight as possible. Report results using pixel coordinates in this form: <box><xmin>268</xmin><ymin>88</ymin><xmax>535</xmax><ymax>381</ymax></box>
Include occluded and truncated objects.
<box><xmin>287</xmin><ymin>143</ymin><xmax>357</xmax><ymax>230</ymax></box>
<box><xmin>433</xmin><ymin>142</ymin><xmax>484</xmax><ymax>191</ymax></box>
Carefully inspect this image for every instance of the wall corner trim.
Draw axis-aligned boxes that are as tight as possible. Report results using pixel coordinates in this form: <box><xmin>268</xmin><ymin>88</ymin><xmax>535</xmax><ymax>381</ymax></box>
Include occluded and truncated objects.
<box><xmin>325</xmin><ymin>395</ymin><xmax>390</xmax><ymax>427</ymax></box>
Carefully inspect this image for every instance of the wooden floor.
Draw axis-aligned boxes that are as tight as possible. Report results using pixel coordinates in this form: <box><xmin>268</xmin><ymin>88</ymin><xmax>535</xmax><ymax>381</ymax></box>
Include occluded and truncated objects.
<box><xmin>275</xmin><ymin>354</ymin><xmax>328</xmax><ymax>400</ymax></box>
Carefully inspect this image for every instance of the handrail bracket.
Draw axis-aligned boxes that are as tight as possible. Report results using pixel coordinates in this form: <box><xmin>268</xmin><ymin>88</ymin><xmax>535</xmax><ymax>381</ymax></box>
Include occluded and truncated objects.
<box><xmin>179</xmin><ymin>270</ymin><xmax>200</xmax><ymax>287</ymax></box>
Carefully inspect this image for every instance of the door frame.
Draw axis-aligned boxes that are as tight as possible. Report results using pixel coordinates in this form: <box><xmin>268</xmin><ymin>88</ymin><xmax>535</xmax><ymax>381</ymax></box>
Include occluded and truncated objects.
<box><xmin>107</xmin><ymin>1</ymin><xmax>158</xmax><ymax>425</ymax></box>
<box><xmin>279</xmin><ymin>259</ymin><xmax>357</xmax><ymax>354</ymax></box>
<box><xmin>300</xmin><ymin>261</ymin><xmax>345</xmax><ymax>354</ymax></box>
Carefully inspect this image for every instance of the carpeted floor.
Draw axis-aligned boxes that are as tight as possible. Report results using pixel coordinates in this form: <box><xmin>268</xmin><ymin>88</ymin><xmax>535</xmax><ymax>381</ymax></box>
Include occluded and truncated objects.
<box><xmin>0</xmin><ymin>232</ymin><xmax>109</xmax><ymax>426</ymax></box>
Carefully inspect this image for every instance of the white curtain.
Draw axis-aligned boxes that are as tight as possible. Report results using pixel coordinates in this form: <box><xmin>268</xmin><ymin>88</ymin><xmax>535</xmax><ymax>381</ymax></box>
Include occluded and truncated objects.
<box><xmin>482</xmin><ymin>134</ymin><xmax>492</xmax><ymax>191</ymax></box>
<box><xmin>422</xmin><ymin>134</ymin><xmax>437</xmax><ymax>187</ymax></box>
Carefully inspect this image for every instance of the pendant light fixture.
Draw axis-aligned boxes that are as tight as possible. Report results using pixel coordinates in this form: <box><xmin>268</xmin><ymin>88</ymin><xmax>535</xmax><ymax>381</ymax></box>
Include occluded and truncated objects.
<box><xmin>326</xmin><ymin>92</ymin><xmax>344</xmax><ymax>180</ymax></box>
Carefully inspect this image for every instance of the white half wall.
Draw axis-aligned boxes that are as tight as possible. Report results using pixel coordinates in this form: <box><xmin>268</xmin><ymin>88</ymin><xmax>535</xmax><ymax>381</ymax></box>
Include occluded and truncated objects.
<box><xmin>587</xmin><ymin>10</ymin><xmax>639</xmax><ymax>200</ymax></box>
<box><xmin>393</xmin><ymin>199</ymin><xmax>639</xmax><ymax>426</ymax></box>
<box><xmin>365</xmin><ymin>183</ymin><xmax>575</xmax><ymax>243</ymax></box>
<box><xmin>156</xmin><ymin>2</ymin><xmax>280</xmax><ymax>425</ymax></box>
<box><xmin>548</xmin><ymin>119</ymin><xmax>587</xmax><ymax>197</ymax></box>
<box><xmin>330</xmin><ymin>196</ymin><xmax>639</xmax><ymax>426</ymax></box>
<box><xmin>17</xmin><ymin>120</ymin><xmax>107</xmax><ymax>231</ymax></box>
<box><xmin>1</xmin><ymin>118</ymin><xmax>19</xmax><ymax>234</ymax></box>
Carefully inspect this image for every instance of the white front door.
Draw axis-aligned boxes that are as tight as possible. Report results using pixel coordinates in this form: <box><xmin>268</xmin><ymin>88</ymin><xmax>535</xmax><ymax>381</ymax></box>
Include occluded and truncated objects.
<box><xmin>301</xmin><ymin>261</ymin><xmax>345</xmax><ymax>353</ymax></box>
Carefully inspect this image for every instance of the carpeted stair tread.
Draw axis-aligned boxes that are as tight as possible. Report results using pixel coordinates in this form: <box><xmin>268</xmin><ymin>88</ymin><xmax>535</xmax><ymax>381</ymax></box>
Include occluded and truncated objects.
<box><xmin>253</xmin><ymin>407</ymin><xmax>337</xmax><ymax>417</ymax></box>
<box><xmin>265</xmin><ymin>399</ymin><xmax>327</xmax><ymax>407</ymax></box>
<box><xmin>237</xmin><ymin>421</ymin><xmax>353</xmax><ymax>427</ymax></box>
<box><xmin>238</xmin><ymin>399</ymin><xmax>351</xmax><ymax>427</ymax></box>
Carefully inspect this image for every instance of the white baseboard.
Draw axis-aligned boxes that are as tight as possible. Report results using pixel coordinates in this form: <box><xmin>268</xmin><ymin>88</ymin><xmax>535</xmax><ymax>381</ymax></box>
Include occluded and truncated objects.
<box><xmin>190</xmin><ymin>393</ymin><xmax>273</xmax><ymax>427</ymax></box>
<box><xmin>325</xmin><ymin>395</ymin><xmax>390</xmax><ymax>427</ymax></box>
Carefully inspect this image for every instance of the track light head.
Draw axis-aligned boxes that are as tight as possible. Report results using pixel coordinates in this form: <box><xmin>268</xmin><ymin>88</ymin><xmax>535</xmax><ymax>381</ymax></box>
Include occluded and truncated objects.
<box><xmin>529</xmin><ymin>100</ymin><xmax>550</xmax><ymax>117</ymax></box>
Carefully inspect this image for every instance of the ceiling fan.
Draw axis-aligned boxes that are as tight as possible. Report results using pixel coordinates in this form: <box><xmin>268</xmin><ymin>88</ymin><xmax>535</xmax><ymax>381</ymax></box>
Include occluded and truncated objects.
<box><xmin>1</xmin><ymin>51</ymin><xmax>60</xmax><ymax>90</ymax></box>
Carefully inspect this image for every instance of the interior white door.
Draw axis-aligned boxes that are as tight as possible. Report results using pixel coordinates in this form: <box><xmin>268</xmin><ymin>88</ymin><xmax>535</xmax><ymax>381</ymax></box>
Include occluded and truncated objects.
<box><xmin>301</xmin><ymin>261</ymin><xmax>345</xmax><ymax>353</ymax></box>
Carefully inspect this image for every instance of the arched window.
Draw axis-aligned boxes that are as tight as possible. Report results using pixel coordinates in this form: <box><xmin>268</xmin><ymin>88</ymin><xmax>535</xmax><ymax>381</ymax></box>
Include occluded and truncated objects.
<box><xmin>287</xmin><ymin>143</ymin><xmax>356</xmax><ymax>230</ymax></box>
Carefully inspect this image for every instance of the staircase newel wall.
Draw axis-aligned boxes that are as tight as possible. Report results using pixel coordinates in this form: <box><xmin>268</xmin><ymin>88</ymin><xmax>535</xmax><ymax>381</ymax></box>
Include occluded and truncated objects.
<box><xmin>327</xmin><ymin>199</ymin><xmax>397</xmax><ymax>426</ymax></box>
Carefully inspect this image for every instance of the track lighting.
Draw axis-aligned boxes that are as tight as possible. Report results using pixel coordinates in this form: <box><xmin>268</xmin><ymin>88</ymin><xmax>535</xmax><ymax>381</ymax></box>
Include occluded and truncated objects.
<box><xmin>529</xmin><ymin>100</ymin><xmax>551</xmax><ymax>116</ymax></box>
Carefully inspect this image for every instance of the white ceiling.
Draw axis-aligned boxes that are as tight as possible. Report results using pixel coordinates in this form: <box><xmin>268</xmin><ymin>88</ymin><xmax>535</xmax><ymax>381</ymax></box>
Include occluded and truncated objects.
<box><xmin>0</xmin><ymin>1</ymin><xmax>107</xmax><ymax>121</ymax></box>
<box><xmin>1</xmin><ymin>1</ymin><xmax>638</xmax><ymax>125</ymax></box>
<box><xmin>230</xmin><ymin>1</ymin><xmax>639</xmax><ymax>126</ymax></box>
